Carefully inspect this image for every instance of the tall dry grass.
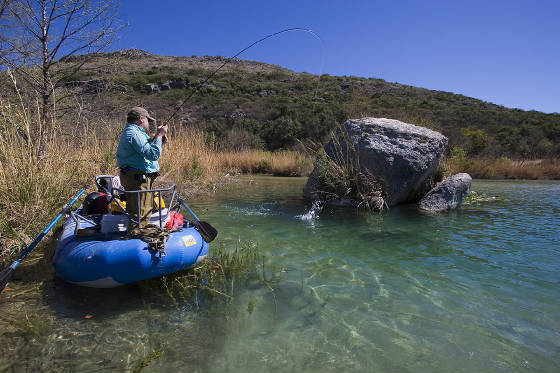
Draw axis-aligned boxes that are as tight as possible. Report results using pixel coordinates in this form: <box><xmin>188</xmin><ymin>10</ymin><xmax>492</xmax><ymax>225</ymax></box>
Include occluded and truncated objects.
<box><xmin>444</xmin><ymin>157</ymin><xmax>560</xmax><ymax>179</ymax></box>
<box><xmin>0</xmin><ymin>93</ymin><xmax>121</xmax><ymax>264</ymax></box>
<box><xmin>213</xmin><ymin>149</ymin><xmax>313</xmax><ymax>176</ymax></box>
<box><xmin>158</xmin><ymin>129</ymin><xmax>313</xmax><ymax>195</ymax></box>
<box><xmin>0</xmin><ymin>94</ymin><xmax>313</xmax><ymax>264</ymax></box>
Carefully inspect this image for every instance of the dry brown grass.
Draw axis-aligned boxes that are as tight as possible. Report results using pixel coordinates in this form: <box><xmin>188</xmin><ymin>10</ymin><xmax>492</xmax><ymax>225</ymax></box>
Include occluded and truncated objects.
<box><xmin>157</xmin><ymin>131</ymin><xmax>313</xmax><ymax>197</ymax></box>
<box><xmin>0</xmin><ymin>96</ymin><xmax>313</xmax><ymax>264</ymax></box>
<box><xmin>213</xmin><ymin>149</ymin><xmax>313</xmax><ymax>176</ymax></box>
<box><xmin>444</xmin><ymin>157</ymin><xmax>560</xmax><ymax>179</ymax></box>
<box><xmin>0</xmin><ymin>98</ymin><xmax>111</xmax><ymax>264</ymax></box>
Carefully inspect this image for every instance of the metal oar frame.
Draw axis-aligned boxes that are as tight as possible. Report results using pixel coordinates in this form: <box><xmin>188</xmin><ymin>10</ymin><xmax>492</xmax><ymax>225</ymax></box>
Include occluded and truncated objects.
<box><xmin>108</xmin><ymin>183</ymin><xmax>177</xmax><ymax>228</ymax></box>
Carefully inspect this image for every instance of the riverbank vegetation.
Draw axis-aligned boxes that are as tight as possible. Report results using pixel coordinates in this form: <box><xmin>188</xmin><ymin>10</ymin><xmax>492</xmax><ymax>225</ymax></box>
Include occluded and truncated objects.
<box><xmin>0</xmin><ymin>93</ymin><xmax>312</xmax><ymax>266</ymax></box>
<box><xmin>443</xmin><ymin>147</ymin><xmax>560</xmax><ymax>179</ymax></box>
<box><xmin>1</xmin><ymin>92</ymin><xmax>559</xmax><ymax>265</ymax></box>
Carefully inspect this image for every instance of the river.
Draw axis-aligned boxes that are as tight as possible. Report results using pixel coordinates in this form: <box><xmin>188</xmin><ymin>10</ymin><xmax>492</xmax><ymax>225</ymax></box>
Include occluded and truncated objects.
<box><xmin>0</xmin><ymin>176</ymin><xmax>558</xmax><ymax>372</ymax></box>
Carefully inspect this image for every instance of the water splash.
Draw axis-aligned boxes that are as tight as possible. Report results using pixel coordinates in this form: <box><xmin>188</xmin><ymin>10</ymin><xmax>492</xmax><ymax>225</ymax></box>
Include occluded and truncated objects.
<box><xmin>225</xmin><ymin>202</ymin><xmax>278</xmax><ymax>216</ymax></box>
<box><xmin>296</xmin><ymin>201</ymin><xmax>323</xmax><ymax>221</ymax></box>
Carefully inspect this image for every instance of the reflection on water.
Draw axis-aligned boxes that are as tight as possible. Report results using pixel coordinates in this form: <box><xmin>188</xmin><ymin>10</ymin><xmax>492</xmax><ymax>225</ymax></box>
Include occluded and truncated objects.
<box><xmin>1</xmin><ymin>177</ymin><xmax>559</xmax><ymax>372</ymax></box>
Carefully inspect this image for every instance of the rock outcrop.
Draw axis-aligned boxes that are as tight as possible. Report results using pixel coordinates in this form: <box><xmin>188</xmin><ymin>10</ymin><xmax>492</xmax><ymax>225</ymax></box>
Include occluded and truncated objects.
<box><xmin>159</xmin><ymin>81</ymin><xmax>172</xmax><ymax>91</ymax></box>
<box><xmin>304</xmin><ymin>117</ymin><xmax>448</xmax><ymax>208</ymax></box>
<box><xmin>418</xmin><ymin>173</ymin><xmax>472</xmax><ymax>212</ymax></box>
<box><xmin>145</xmin><ymin>83</ymin><xmax>160</xmax><ymax>94</ymax></box>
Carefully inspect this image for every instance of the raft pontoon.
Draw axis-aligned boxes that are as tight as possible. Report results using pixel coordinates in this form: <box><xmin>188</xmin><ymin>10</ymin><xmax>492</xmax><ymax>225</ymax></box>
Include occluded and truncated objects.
<box><xmin>53</xmin><ymin>175</ymin><xmax>210</xmax><ymax>288</ymax></box>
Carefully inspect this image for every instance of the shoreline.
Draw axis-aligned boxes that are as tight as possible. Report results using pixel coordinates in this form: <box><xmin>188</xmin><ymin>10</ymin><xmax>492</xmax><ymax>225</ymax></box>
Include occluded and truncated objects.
<box><xmin>443</xmin><ymin>157</ymin><xmax>560</xmax><ymax>180</ymax></box>
<box><xmin>1</xmin><ymin>122</ymin><xmax>558</xmax><ymax>266</ymax></box>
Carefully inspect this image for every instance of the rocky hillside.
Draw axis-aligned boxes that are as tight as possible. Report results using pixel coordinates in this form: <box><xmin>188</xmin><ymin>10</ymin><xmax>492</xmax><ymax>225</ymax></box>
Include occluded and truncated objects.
<box><xmin>10</xmin><ymin>49</ymin><xmax>560</xmax><ymax>157</ymax></box>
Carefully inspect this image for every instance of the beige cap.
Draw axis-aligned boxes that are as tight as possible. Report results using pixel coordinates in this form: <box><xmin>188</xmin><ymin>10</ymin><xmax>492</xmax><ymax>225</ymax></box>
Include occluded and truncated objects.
<box><xmin>128</xmin><ymin>106</ymin><xmax>155</xmax><ymax>122</ymax></box>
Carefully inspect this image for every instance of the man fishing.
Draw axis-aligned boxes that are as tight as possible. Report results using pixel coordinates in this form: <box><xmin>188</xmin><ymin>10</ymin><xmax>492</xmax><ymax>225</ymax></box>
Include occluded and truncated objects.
<box><xmin>116</xmin><ymin>106</ymin><xmax>168</xmax><ymax>229</ymax></box>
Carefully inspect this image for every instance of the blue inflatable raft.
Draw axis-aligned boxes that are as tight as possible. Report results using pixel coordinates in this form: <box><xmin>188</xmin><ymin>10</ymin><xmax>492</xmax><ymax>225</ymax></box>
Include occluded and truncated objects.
<box><xmin>53</xmin><ymin>176</ymin><xmax>211</xmax><ymax>288</ymax></box>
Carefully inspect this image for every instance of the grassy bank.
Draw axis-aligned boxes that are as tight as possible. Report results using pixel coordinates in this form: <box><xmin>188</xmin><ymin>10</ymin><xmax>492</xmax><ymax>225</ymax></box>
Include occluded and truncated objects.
<box><xmin>0</xmin><ymin>99</ymin><xmax>312</xmax><ymax>264</ymax></box>
<box><xmin>444</xmin><ymin>156</ymin><xmax>560</xmax><ymax>180</ymax></box>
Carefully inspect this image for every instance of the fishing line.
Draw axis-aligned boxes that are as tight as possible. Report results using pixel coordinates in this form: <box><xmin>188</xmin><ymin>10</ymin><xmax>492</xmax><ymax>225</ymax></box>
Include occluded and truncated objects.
<box><xmin>162</xmin><ymin>27</ymin><xmax>325</xmax><ymax>125</ymax></box>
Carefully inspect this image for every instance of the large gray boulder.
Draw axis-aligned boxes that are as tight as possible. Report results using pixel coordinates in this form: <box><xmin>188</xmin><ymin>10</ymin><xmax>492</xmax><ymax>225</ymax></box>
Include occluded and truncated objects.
<box><xmin>418</xmin><ymin>173</ymin><xmax>472</xmax><ymax>212</ymax></box>
<box><xmin>304</xmin><ymin>117</ymin><xmax>448</xmax><ymax>207</ymax></box>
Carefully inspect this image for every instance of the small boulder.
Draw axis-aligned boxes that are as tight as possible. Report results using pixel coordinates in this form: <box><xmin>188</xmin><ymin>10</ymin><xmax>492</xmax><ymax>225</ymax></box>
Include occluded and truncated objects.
<box><xmin>418</xmin><ymin>173</ymin><xmax>472</xmax><ymax>212</ymax></box>
<box><xmin>83</xmin><ymin>79</ymin><xmax>106</xmax><ymax>94</ymax></box>
<box><xmin>145</xmin><ymin>83</ymin><xmax>160</xmax><ymax>94</ymax></box>
<box><xmin>159</xmin><ymin>81</ymin><xmax>172</xmax><ymax>91</ymax></box>
<box><xmin>170</xmin><ymin>79</ymin><xmax>188</xmax><ymax>89</ymax></box>
<box><xmin>257</xmin><ymin>90</ymin><xmax>275</xmax><ymax>97</ymax></box>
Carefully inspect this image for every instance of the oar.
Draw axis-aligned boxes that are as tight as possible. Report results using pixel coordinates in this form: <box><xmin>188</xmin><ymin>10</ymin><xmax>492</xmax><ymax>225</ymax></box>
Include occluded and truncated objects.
<box><xmin>0</xmin><ymin>188</ymin><xmax>86</xmax><ymax>294</ymax></box>
<box><xmin>177</xmin><ymin>196</ymin><xmax>218</xmax><ymax>242</ymax></box>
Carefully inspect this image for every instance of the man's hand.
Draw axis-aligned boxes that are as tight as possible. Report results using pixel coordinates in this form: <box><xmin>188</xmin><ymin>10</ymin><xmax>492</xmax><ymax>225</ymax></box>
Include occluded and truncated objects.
<box><xmin>156</xmin><ymin>124</ymin><xmax>168</xmax><ymax>144</ymax></box>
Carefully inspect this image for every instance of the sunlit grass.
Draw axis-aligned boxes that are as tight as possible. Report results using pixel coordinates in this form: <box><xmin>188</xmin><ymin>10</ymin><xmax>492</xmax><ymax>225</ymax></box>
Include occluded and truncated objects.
<box><xmin>0</xmin><ymin>98</ymin><xmax>311</xmax><ymax>263</ymax></box>
<box><xmin>214</xmin><ymin>149</ymin><xmax>313</xmax><ymax>176</ymax></box>
<box><xmin>444</xmin><ymin>157</ymin><xmax>560</xmax><ymax>179</ymax></box>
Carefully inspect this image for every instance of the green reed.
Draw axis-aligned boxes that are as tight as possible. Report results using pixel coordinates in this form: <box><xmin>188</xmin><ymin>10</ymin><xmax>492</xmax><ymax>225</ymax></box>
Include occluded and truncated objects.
<box><xmin>135</xmin><ymin>239</ymin><xmax>263</xmax><ymax>311</ymax></box>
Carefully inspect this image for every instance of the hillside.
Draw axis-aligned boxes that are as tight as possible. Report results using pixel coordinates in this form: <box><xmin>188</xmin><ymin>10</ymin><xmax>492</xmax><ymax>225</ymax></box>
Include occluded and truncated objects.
<box><xmin>8</xmin><ymin>49</ymin><xmax>560</xmax><ymax>157</ymax></box>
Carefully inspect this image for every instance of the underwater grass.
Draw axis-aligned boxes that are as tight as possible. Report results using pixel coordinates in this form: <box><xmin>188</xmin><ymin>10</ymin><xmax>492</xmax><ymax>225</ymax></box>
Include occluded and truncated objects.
<box><xmin>135</xmin><ymin>240</ymin><xmax>262</xmax><ymax>310</ymax></box>
<box><xmin>0</xmin><ymin>237</ymin><xmax>280</xmax><ymax>373</ymax></box>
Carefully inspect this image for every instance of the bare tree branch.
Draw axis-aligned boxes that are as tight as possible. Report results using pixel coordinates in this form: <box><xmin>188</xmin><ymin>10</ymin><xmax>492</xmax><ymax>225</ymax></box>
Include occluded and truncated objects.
<box><xmin>0</xmin><ymin>0</ymin><xmax>13</xmax><ymax>18</ymax></box>
<box><xmin>0</xmin><ymin>0</ymin><xmax>122</xmax><ymax>150</ymax></box>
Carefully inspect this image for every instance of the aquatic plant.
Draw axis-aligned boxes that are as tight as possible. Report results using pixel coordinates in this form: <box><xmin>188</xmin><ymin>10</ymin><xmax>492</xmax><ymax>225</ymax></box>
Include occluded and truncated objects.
<box><xmin>133</xmin><ymin>348</ymin><xmax>163</xmax><ymax>373</ymax></box>
<box><xmin>464</xmin><ymin>190</ymin><xmax>505</xmax><ymax>204</ymax></box>
<box><xmin>136</xmin><ymin>239</ymin><xmax>263</xmax><ymax>311</ymax></box>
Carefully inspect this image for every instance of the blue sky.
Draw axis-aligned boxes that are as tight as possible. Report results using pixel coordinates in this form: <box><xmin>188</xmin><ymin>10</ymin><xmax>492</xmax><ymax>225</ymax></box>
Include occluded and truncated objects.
<box><xmin>114</xmin><ymin>1</ymin><xmax>559</xmax><ymax>114</ymax></box>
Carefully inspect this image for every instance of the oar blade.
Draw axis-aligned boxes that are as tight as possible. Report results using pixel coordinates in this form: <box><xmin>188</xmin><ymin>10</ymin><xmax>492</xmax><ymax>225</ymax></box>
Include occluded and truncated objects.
<box><xmin>194</xmin><ymin>221</ymin><xmax>218</xmax><ymax>242</ymax></box>
<box><xmin>0</xmin><ymin>266</ymin><xmax>14</xmax><ymax>294</ymax></box>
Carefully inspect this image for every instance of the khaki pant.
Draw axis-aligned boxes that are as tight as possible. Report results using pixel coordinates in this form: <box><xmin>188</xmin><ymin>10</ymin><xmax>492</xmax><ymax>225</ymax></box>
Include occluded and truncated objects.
<box><xmin>119</xmin><ymin>170</ymin><xmax>154</xmax><ymax>228</ymax></box>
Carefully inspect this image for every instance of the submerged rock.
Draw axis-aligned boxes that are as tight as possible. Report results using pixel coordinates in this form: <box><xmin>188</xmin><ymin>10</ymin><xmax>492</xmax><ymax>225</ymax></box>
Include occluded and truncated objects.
<box><xmin>418</xmin><ymin>173</ymin><xmax>472</xmax><ymax>212</ymax></box>
<box><xmin>304</xmin><ymin>117</ymin><xmax>448</xmax><ymax>208</ymax></box>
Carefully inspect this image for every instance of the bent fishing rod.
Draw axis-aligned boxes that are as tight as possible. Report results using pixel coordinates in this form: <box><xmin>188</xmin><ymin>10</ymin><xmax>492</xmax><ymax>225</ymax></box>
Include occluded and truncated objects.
<box><xmin>161</xmin><ymin>27</ymin><xmax>323</xmax><ymax>126</ymax></box>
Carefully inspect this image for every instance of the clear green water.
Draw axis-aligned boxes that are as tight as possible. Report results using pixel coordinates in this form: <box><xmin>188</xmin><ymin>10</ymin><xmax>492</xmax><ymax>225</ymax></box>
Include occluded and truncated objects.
<box><xmin>1</xmin><ymin>177</ymin><xmax>559</xmax><ymax>372</ymax></box>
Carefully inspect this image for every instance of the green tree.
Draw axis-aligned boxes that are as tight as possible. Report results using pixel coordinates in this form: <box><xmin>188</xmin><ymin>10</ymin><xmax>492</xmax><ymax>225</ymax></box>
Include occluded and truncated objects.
<box><xmin>461</xmin><ymin>127</ymin><xmax>488</xmax><ymax>155</ymax></box>
<box><xmin>262</xmin><ymin>116</ymin><xmax>302</xmax><ymax>150</ymax></box>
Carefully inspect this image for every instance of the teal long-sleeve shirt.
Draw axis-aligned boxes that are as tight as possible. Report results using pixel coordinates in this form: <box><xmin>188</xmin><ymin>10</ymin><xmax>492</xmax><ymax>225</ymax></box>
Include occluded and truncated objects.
<box><xmin>116</xmin><ymin>124</ymin><xmax>162</xmax><ymax>173</ymax></box>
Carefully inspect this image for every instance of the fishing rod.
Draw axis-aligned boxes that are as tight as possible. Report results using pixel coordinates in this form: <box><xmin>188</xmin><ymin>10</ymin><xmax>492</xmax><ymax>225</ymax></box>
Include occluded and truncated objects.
<box><xmin>161</xmin><ymin>27</ymin><xmax>323</xmax><ymax>126</ymax></box>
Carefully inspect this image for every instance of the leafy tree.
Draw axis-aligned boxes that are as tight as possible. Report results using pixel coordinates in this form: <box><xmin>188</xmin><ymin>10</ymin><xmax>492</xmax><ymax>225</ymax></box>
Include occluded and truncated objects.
<box><xmin>461</xmin><ymin>127</ymin><xmax>489</xmax><ymax>155</ymax></box>
<box><xmin>535</xmin><ymin>137</ymin><xmax>553</xmax><ymax>157</ymax></box>
<box><xmin>262</xmin><ymin>116</ymin><xmax>303</xmax><ymax>150</ymax></box>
